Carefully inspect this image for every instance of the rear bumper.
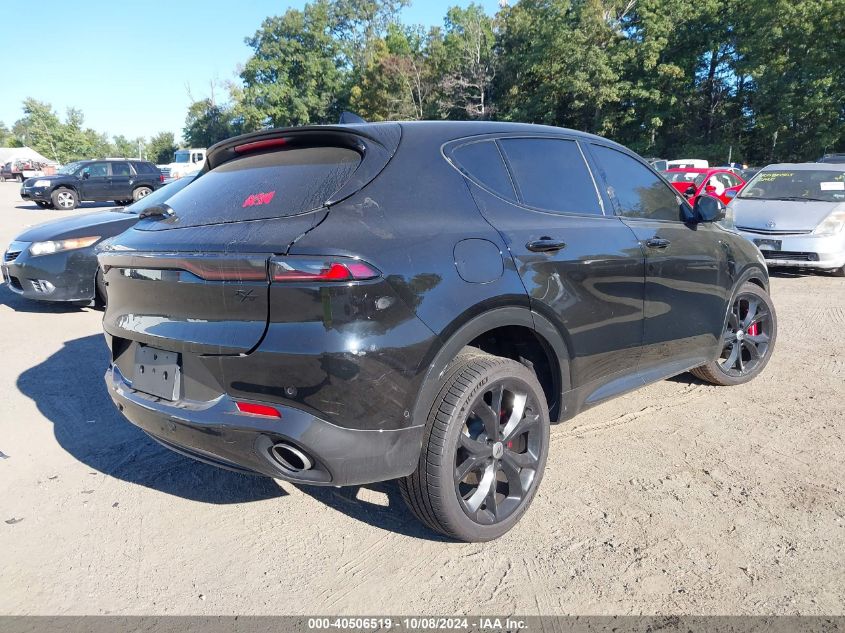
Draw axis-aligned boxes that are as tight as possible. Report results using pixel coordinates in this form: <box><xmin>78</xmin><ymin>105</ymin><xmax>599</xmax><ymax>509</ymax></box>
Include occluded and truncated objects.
<box><xmin>105</xmin><ymin>365</ymin><xmax>425</xmax><ymax>486</ymax></box>
<box><xmin>738</xmin><ymin>230</ymin><xmax>845</xmax><ymax>270</ymax></box>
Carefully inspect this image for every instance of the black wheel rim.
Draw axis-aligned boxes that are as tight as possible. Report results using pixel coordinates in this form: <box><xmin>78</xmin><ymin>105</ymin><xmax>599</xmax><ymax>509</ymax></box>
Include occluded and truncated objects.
<box><xmin>454</xmin><ymin>378</ymin><xmax>543</xmax><ymax>525</ymax></box>
<box><xmin>719</xmin><ymin>292</ymin><xmax>772</xmax><ymax>377</ymax></box>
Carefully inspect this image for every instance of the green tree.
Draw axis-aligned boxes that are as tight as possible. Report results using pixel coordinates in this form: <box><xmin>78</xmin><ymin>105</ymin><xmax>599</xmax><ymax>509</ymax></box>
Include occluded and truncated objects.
<box><xmin>437</xmin><ymin>3</ymin><xmax>497</xmax><ymax>119</ymax></box>
<box><xmin>14</xmin><ymin>98</ymin><xmax>63</xmax><ymax>162</ymax></box>
<box><xmin>183</xmin><ymin>99</ymin><xmax>238</xmax><ymax>147</ymax></box>
<box><xmin>239</xmin><ymin>0</ymin><xmax>346</xmax><ymax>128</ymax></box>
<box><xmin>147</xmin><ymin>131</ymin><xmax>178</xmax><ymax>164</ymax></box>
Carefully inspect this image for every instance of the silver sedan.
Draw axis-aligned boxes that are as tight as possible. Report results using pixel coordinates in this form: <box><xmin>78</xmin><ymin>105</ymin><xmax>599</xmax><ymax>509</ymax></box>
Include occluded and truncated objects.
<box><xmin>730</xmin><ymin>162</ymin><xmax>845</xmax><ymax>276</ymax></box>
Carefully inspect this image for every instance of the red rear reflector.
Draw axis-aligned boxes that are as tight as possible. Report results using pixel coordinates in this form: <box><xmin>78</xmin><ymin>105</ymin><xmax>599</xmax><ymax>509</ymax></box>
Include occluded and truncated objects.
<box><xmin>234</xmin><ymin>138</ymin><xmax>289</xmax><ymax>154</ymax></box>
<box><xmin>235</xmin><ymin>402</ymin><xmax>282</xmax><ymax>418</ymax></box>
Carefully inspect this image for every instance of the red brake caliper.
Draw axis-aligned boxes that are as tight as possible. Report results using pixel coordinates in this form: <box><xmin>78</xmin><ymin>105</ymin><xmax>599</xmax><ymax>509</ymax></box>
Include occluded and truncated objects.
<box><xmin>748</xmin><ymin>322</ymin><xmax>759</xmax><ymax>336</ymax></box>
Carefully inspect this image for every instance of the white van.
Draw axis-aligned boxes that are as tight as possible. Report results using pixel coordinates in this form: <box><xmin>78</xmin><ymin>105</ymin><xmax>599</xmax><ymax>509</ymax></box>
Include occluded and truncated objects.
<box><xmin>666</xmin><ymin>159</ymin><xmax>709</xmax><ymax>169</ymax></box>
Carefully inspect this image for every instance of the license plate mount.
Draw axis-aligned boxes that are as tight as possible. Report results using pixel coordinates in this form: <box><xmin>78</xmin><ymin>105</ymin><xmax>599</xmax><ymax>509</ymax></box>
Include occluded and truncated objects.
<box><xmin>753</xmin><ymin>238</ymin><xmax>782</xmax><ymax>251</ymax></box>
<box><xmin>133</xmin><ymin>346</ymin><xmax>181</xmax><ymax>401</ymax></box>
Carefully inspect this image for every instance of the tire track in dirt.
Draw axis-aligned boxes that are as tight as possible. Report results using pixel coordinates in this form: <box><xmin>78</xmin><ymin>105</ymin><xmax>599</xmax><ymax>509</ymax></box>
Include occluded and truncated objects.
<box><xmin>551</xmin><ymin>383</ymin><xmax>712</xmax><ymax>443</ymax></box>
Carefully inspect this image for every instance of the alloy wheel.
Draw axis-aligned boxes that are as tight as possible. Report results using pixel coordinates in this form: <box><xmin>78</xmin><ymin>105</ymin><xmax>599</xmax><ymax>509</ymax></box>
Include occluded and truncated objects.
<box><xmin>719</xmin><ymin>292</ymin><xmax>773</xmax><ymax>376</ymax></box>
<box><xmin>56</xmin><ymin>191</ymin><xmax>74</xmax><ymax>209</ymax></box>
<box><xmin>455</xmin><ymin>379</ymin><xmax>544</xmax><ymax>525</ymax></box>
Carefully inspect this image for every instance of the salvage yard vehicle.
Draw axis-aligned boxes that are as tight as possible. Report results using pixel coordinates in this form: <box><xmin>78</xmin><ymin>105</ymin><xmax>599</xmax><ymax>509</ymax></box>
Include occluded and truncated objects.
<box><xmin>2</xmin><ymin>175</ymin><xmax>196</xmax><ymax>304</ymax></box>
<box><xmin>19</xmin><ymin>159</ymin><xmax>164</xmax><ymax>210</ymax></box>
<box><xmin>1</xmin><ymin>159</ymin><xmax>46</xmax><ymax>183</ymax></box>
<box><xmin>664</xmin><ymin>167</ymin><xmax>746</xmax><ymax>206</ymax></box>
<box><xmin>732</xmin><ymin>163</ymin><xmax>845</xmax><ymax>275</ymax></box>
<box><xmin>98</xmin><ymin>121</ymin><xmax>777</xmax><ymax>542</ymax></box>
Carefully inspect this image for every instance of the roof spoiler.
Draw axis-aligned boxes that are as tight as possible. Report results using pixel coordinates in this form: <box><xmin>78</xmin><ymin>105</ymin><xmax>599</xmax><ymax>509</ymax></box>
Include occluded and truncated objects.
<box><xmin>339</xmin><ymin>111</ymin><xmax>367</xmax><ymax>125</ymax></box>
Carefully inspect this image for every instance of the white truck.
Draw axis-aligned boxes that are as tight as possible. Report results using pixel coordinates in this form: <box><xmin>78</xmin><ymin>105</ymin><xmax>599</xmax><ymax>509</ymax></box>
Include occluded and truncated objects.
<box><xmin>159</xmin><ymin>148</ymin><xmax>206</xmax><ymax>180</ymax></box>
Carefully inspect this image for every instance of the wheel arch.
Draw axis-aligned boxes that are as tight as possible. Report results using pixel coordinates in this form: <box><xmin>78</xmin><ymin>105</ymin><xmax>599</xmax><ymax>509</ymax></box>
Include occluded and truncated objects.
<box><xmin>410</xmin><ymin>306</ymin><xmax>571</xmax><ymax>429</ymax></box>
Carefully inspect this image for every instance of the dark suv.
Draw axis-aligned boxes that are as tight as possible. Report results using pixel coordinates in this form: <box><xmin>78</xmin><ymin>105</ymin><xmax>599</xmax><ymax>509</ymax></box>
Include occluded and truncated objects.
<box><xmin>98</xmin><ymin>122</ymin><xmax>777</xmax><ymax>541</ymax></box>
<box><xmin>20</xmin><ymin>159</ymin><xmax>163</xmax><ymax>210</ymax></box>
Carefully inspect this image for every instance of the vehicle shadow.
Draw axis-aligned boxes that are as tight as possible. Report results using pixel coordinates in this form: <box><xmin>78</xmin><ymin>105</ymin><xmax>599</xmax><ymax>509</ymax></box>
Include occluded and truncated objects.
<box><xmin>295</xmin><ymin>481</ymin><xmax>448</xmax><ymax>542</ymax></box>
<box><xmin>12</xmin><ymin>201</ymin><xmax>119</xmax><ymax>212</ymax></box>
<box><xmin>18</xmin><ymin>329</ymin><xmax>447</xmax><ymax>537</ymax></box>
<box><xmin>17</xmin><ymin>333</ymin><xmax>285</xmax><ymax>504</ymax></box>
<box><xmin>0</xmin><ymin>287</ymin><xmax>87</xmax><ymax>314</ymax></box>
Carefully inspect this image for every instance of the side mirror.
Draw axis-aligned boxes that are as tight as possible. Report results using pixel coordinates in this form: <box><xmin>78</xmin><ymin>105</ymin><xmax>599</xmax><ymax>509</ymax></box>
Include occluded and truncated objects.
<box><xmin>82</xmin><ymin>171</ymin><xmax>90</xmax><ymax>179</ymax></box>
<box><xmin>693</xmin><ymin>194</ymin><xmax>726</xmax><ymax>223</ymax></box>
<box><xmin>684</xmin><ymin>184</ymin><xmax>696</xmax><ymax>197</ymax></box>
<box><xmin>725</xmin><ymin>190</ymin><xmax>737</xmax><ymax>200</ymax></box>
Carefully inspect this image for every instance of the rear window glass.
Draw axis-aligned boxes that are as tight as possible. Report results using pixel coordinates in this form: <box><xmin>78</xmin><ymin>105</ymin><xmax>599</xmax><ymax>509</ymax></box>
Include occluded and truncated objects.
<box><xmin>163</xmin><ymin>147</ymin><xmax>361</xmax><ymax>225</ymax></box>
<box><xmin>451</xmin><ymin>141</ymin><xmax>515</xmax><ymax>200</ymax></box>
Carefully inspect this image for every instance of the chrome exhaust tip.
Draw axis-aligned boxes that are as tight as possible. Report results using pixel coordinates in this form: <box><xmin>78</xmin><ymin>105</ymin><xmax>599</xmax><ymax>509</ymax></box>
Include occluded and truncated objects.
<box><xmin>270</xmin><ymin>442</ymin><xmax>313</xmax><ymax>472</ymax></box>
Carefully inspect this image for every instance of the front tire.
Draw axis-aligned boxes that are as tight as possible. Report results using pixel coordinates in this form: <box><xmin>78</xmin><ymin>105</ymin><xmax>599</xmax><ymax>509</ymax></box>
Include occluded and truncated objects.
<box><xmin>400</xmin><ymin>350</ymin><xmax>550</xmax><ymax>542</ymax></box>
<box><xmin>51</xmin><ymin>188</ymin><xmax>78</xmax><ymax>210</ymax></box>
<box><xmin>691</xmin><ymin>282</ymin><xmax>777</xmax><ymax>386</ymax></box>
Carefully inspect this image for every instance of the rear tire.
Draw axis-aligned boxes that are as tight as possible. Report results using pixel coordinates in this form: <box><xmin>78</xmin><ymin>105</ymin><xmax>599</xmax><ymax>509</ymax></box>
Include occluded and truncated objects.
<box><xmin>691</xmin><ymin>282</ymin><xmax>777</xmax><ymax>386</ymax></box>
<box><xmin>832</xmin><ymin>266</ymin><xmax>845</xmax><ymax>278</ymax></box>
<box><xmin>132</xmin><ymin>186</ymin><xmax>152</xmax><ymax>202</ymax></box>
<box><xmin>400</xmin><ymin>349</ymin><xmax>550</xmax><ymax>542</ymax></box>
<box><xmin>51</xmin><ymin>188</ymin><xmax>78</xmax><ymax>210</ymax></box>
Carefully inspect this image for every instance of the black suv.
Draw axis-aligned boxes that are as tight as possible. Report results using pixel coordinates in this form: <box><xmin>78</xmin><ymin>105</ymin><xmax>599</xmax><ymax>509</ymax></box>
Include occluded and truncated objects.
<box><xmin>99</xmin><ymin>122</ymin><xmax>777</xmax><ymax>541</ymax></box>
<box><xmin>20</xmin><ymin>159</ymin><xmax>163</xmax><ymax>210</ymax></box>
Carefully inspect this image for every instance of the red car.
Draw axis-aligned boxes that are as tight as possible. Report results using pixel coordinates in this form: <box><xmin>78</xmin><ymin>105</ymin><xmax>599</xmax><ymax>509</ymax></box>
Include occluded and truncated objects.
<box><xmin>663</xmin><ymin>168</ymin><xmax>745</xmax><ymax>205</ymax></box>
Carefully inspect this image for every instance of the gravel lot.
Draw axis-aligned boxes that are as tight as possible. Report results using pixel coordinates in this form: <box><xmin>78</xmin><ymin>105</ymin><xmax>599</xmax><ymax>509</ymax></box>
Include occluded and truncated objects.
<box><xmin>0</xmin><ymin>181</ymin><xmax>842</xmax><ymax>616</ymax></box>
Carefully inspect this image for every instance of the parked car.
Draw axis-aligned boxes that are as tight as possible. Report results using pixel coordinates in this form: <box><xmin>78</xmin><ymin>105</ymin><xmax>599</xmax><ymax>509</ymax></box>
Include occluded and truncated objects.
<box><xmin>3</xmin><ymin>175</ymin><xmax>196</xmax><ymax>304</ymax></box>
<box><xmin>732</xmin><ymin>163</ymin><xmax>845</xmax><ymax>275</ymax></box>
<box><xmin>817</xmin><ymin>153</ymin><xmax>845</xmax><ymax>164</ymax></box>
<box><xmin>663</xmin><ymin>167</ymin><xmax>746</xmax><ymax>205</ymax></box>
<box><xmin>19</xmin><ymin>159</ymin><xmax>164</xmax><ymax>210</ymax></box>
<box><xmin>98</xmin><ymin>121</ymin><xmax>776</xmax><ymax>542</ymax></box>
<box><xmin>645</xmin><ymin>157</ymin><xmax>668</xmax><ymax>171</ymax></box>
<box><xmin>740</xmin><ymin>167</ymin><xmax>761</xmax><ymax>182</ymax></box>
<box><xmin>666</xmin><ymin>158</ymin><xmax>709</xmax><ymax>169</ymax></box>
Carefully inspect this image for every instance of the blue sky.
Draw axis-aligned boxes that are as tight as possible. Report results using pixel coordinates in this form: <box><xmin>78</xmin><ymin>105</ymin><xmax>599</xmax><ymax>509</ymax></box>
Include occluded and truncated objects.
<box><xmin>1</xmin><ymin>0</ymin><xmax>503</xmax><ymax>143</ymax></box>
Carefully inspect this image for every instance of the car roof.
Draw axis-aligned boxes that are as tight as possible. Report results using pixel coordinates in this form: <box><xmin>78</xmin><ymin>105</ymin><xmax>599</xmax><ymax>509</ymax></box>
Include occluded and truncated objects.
<box><xmin>763</xmin><ymin>162</ymin><xmax>845</xmax><ymax>172</ymax></box>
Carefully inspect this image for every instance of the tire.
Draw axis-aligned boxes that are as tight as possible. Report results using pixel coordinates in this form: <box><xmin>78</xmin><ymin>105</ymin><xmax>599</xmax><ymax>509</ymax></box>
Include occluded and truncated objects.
<box><xmin>832</xmin><ymin>266</ymin><xmax>845</xmax><ymax>278</ymax></box>
<box><xmin>691</xmin><ymin>282</ymin><xmax>777</xmax><ymax>386</ymax></box>
<box><xmin>132</xmin><ymin>186</ymin><xmax>152</xmax><ymax>202</ymax></box>
<box><xmin>400</xmin><ymin>349</ymin><xmax>550</xmax><ymax>542</ymax></box>
<box><xmin>51</xmin><ymin>188</ymin><xmax>78</xmax><ymax>210</ymax></box>
<box><xmin>15</xmin><ymin>174</ymin><xmax>23</xmax><ymax>183</ymax></box>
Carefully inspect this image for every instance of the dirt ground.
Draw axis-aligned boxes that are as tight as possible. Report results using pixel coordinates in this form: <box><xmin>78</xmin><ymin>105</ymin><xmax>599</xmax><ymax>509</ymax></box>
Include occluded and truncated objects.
<box><xmin>0</xmin><ymin>181</ymin><xmax>842</xmax><ymax>616</ymax></box>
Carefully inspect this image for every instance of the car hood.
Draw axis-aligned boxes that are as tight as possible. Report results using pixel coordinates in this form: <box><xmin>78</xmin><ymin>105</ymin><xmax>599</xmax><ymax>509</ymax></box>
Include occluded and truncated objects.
<box><xmin>14</xmin><ymin>209</ymin><xmax>138</xmax><ymax>242</ymax></box>
<box><xmin>731</xmin><ymin>198</ymin><xmax>845</xmax><ymax>232</ymax></box>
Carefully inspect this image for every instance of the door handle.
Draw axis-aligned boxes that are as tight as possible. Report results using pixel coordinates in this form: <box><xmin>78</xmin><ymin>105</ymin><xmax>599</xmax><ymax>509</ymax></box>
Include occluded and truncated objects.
<box><xmin>645</xmin><ymin>237</ymin><xmax>670</xmax><ymax>249</ymax></box>
<box><xmin>526</xmin><ymin>237</ymin><xmax>567</xmax><ymax>253</ymax></box>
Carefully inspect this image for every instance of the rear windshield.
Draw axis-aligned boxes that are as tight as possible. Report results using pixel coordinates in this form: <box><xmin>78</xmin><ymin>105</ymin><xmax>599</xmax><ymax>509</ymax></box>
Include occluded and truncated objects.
<box><xmin>665</xmin><ymin>171</ymin><xmax>706</xmax><ymax>186</ymax></box>
<box><xmin>739</xmin><ymin>169</ymin><xmax>845</xmax><ymax>202</ymax></box>
<box><xmin>162</xmin><ymin>146</ymin><xmax>361</xmax><ymax>225</ymax></box>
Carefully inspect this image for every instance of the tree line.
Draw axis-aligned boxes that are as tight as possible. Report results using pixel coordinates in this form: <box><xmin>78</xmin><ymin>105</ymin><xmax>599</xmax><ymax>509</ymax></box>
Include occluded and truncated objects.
<box><xmin>3</xmin><ymin>0</ymin><xmax>843</xmax><ymax>166</ymax></box>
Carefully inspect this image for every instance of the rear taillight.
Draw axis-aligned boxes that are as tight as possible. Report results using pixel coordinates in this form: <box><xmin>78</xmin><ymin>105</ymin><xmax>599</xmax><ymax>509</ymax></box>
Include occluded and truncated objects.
<box><xmin>269</xmin><ymin>257</ymin><xmax>380</xmax><ymax>283</ymax></box>
<box><xmin>159</xmin><ymin>174</ymin><xmax>165</xmax><ymax>183</ymax></box>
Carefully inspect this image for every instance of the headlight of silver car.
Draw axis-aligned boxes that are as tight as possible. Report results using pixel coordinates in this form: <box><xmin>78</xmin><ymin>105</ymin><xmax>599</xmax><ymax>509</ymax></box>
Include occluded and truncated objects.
<box><xmin>813</xmin><ymin>211</ymin><xmax>845</xmax><ymax>236</ymax></box>
<box><xmin>29</xmin><ymin>236</ymin><xmax>101</xmax><ymax>256</ymax></box>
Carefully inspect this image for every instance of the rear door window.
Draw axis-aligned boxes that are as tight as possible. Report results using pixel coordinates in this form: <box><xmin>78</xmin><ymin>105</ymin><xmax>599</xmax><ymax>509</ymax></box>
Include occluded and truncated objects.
<box><xmin>162</xmin><ymin>146</ymin><xmax>361</xmax><ymax>226</ymax></box>
<box><xmin>498</xmin><ymin>138</ymin><xmax>602</xmax><ymax>215</ymax></box>
<box><xmin>112</xmin><ymin>162</ymin><xmax>131</xmax><ymax>176</ymax></box>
